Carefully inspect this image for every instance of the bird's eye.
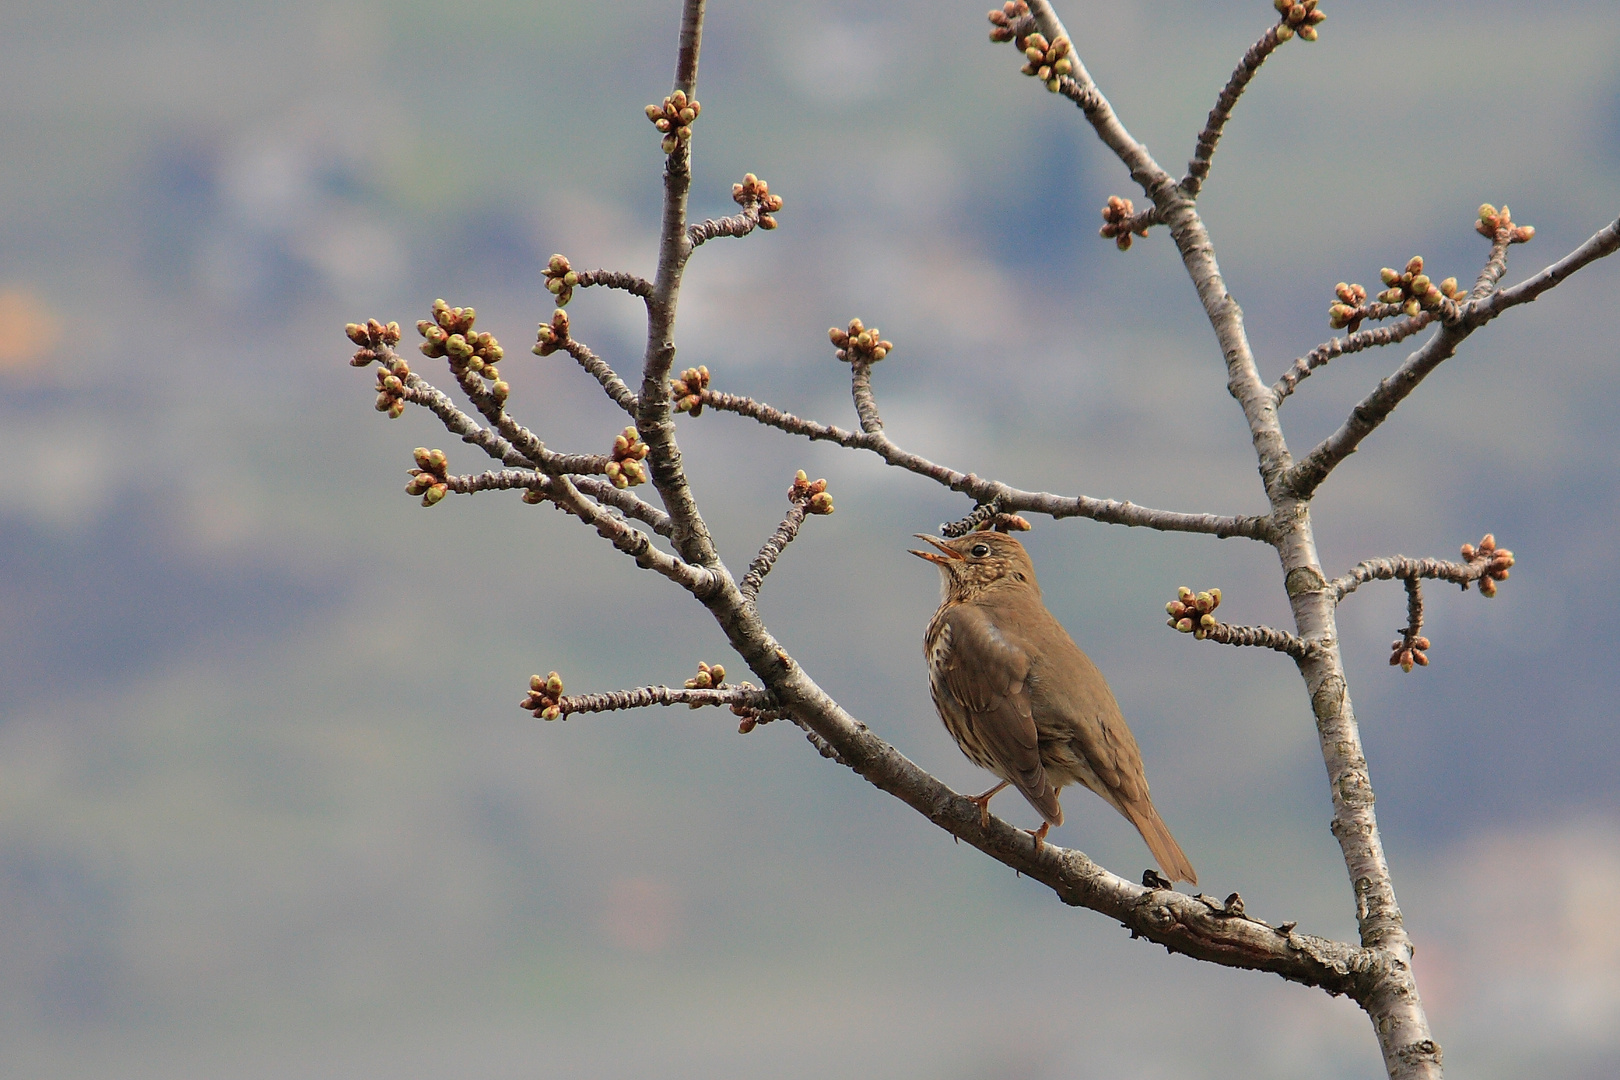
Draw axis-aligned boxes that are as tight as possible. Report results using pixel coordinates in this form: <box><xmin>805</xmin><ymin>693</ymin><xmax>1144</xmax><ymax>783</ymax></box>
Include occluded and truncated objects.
<box><xmin>970</xmin><ymin>543</ymin><xmax>991</xmax><ymax>558</ymax></box>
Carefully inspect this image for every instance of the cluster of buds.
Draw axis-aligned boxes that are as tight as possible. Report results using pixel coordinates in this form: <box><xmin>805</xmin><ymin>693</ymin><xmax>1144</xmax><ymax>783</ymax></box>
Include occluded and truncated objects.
<box><xmin>1017</xmin><ymin>32</ymin><xmax>1072</xmax><ymax>92</ymax></box>
<box><xmin>418</xmin><ymin>300</ymin><xmax>507</xmax><ymax>396</ymax></box>
<box><xmin>789</xmin><ymin>469</ymin><xmax>834</xmax><ymax>515</ymax></box>
<box><xmin>986</xmin><ymin>1</ymin><xmax>1030</xmax><ymax>43</ymax></box>
<box><xmin>522</xmin><ymin>672</ymin><xmax>565</xmax><ymax>720</ymax></box>
<box><xmin>405</xmin><ymin>447</ymin><xmax>450</xmax><ymax>507</ymax></box>
<box><xmin>1100</xmin><ymin>195</ymin><xmax>1150</xmax><ymax>251</ymax></box>
<box><xmin>371</xmin><ymin>353</ymin><xmax>411</xmax><ymax>418</ymax></box>
<box><xmin>1389</xmin><ymin>631</ymin><xmax>1431</xmax><ymax>672</ymax></box>
<box><xmin>345</xmin><ymin>319</ymin><xmax>402</xmax><ymax>366</ymax></box>
<box><xmin>684</xmin><ymin>661</ymin><xmax>726</xmax><ymax>708</ymax></box>
<box><xmin>828</xmin><ymin>318</ymin><xmax>892</xmax><ymax>364</ymax></box>
<box><xmin>607</xmin><ymin>425</ymin><xmax>650</xmax><ymax>488</ymax></box>
<box><xmin>532</xmin><ymin>308</ymin><xmax>570</xmax><ymax>357</ymax></box>
<box><xmin>543</xmin><ymin>254</ymin><xmax>579</xmax><ymax>306</ymax></box>
<box><xmin>1375</xmin><ymin>257</ymin><xmax>1465</xmax><ymax>318</ymax></box>
<box><xmin>671</xmin><ymin>365</ymin><xmax>709</xmax><ymax>416</ymax></box>
<box><xmin>1461</xmin><ymin>533</ymin><xmax>1514</xmax><ymax>597</ymax></box>
<box><xmin>1327</xmin><ymin>282</ymin><xmax>1368</xmax><ymax>331</ymax></box>
<box><xmin>1167</xmin><ymin>586</ymin><xmax>1223</xmax><ymax>639</ymax></box>
<box><xmin>732</xmin><ymin>173</ymin><xmax>783</xmax><ymax>230</ymax></box>
<box><xmin>645</xmin><ymin>89</ymin><xmax>700</xmax><ymax>155</ymax></box>
<box><xmin>1274</xmin><ymin>0</ymin><xmax>1326</xmax><ymax>41</ymax></box>
<box><xmin>1476</xmin><ymin>203</ymin><xmax>1535</xmax><ymax>244</ymax></box>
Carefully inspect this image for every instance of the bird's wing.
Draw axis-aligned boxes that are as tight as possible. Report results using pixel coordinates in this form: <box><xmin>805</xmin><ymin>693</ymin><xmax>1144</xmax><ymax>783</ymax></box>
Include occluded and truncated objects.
<box><xmin>935</xmin><ymin>605</ymin><xmax>1058</xmax><ymax>821</ymax></box>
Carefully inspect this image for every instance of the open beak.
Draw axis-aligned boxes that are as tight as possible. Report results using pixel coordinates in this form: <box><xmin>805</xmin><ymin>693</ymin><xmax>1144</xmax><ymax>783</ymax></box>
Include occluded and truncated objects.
<box><xmin>908</xmin><ymin>534</ymin><xmax>961</xmax><ymax>565</ymax></box>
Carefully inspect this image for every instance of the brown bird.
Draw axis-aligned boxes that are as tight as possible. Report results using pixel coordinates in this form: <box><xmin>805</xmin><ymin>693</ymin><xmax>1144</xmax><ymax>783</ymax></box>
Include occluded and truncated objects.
<box><xmin>911</xmin><ymin>531</ymin><xmax>1197</xmax><ymax>884</ymax></box>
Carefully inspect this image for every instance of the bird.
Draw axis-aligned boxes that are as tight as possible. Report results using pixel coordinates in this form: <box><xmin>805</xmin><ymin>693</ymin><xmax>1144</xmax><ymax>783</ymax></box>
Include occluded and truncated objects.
<box><xmin>910</xmin><ymin>530</ymin><xmax>1197</xmax><ymax>884</ymax></box>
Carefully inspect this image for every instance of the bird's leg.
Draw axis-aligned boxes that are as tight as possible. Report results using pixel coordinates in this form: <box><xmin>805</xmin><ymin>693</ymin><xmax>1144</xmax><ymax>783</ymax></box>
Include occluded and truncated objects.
<box><xmin>1027</xmin><ymin>821</ymin><xmax>1051</xmax><ymax>852</ymax></box>
<box><xmin>968</xmin><ymin>780</ymin><xmax>1010</xmax><ymax>827</ymax></box>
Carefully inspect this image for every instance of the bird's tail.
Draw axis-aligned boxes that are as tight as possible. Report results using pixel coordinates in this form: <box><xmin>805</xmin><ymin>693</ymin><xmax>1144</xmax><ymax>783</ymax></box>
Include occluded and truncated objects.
<box><xmin>1122</xmin><ymin>799</ymin><xmax>1197</xmax><ymax>886</ymax></box>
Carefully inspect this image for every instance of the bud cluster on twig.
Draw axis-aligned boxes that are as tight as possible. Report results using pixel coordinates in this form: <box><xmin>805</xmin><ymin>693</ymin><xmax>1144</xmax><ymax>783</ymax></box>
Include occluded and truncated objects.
<box><xmin>790</xmin><ymin>469</ymin><xmax>835</xmax><ymax>515</ymax></box>
<box><xmin>1372</xmin><ymin>257</ymin><xmax>1465</xmax><ymax>319</ymax></box>
<box><xmin>1476</xmin><ymin>204</ymin><xmax>1535</xmax><ymax>245</ymax></box>
<box><xmin>671</xmin><ymin>365</ymin><xmax>709</xmax><ymax>416</ymax></box>
<box><xmin>645</xmin><ymin>89</ymin><xmax>700</xmax><ymax>156</ymax></box>
<box><xmin>346</xmin><ymin>318</ymin><xmax>402</xmax><ymax>366</ymax></box>
<box><xmin>606</xmin><ymin>425</ymin><xmax>650</xmax><ymax>488</ymax></box>
<box><xmin>1017</xmin><ymin>31</ymin><xmax>1073</xmax><ymax>92</ymax></box>
<box><xmin>417</xmin><ymin>300</ymin><xmax>509</xmax><ymax>402</ymax></box>
<box><xmin>405</xmin><ymin>447</ymin><xmax>450</xmax><ymax>507</ymax></box>
<box><xmin>346</xmin><ymin>319</ymin><xmax>412</xmax><ymax>417</ymax></box>
<box><xmin>732</xmin><ymin>173</ymin><xmax>783</xmax><ymax>230</ymax></box>
<box><xmin>1100</xmin><ymin>196</ymin><xmax>1151</xmax><ymax>251</ymax></box>
<box><xmin>829</xmin><ymin>318</ymin><xmax>892</xmax><ymax>364</ymax></box>
<box><xmin>532</xmin><ymin>309</ymin><xmax>570</xmax><ymax>358</ymax></box>
<box><xmin>522</xmin><ymin>672</ymin><xmax>565</xmax><ymax>720</ymax></box>
<box><xmin>683</xmin><ymin>661</ymin><xmax>726</xmax><ymax>708</ymax></box>
<box><xmin>986</xmin><ymin>1</ymin><xmax>1031</xmax><ymax>43</ymax></box>
<box><xmin>1167</xmin><ymin>586</ymin><xmax>1223</xmax><ymax>638</ymax></box>
<box><xmin>1461</xmin><ymin>533</ymin><xmax>1514</xmax><ymax>597</ymax></box>
<box><xmin>1273</xmin><ymin>0</ymin><xmax>1326</xmax><ymax>42</ymax></box>
<box><xmin>543</xmin><ymin>254</ymin><xmax>579</xmax><ymax>306</ymax></box>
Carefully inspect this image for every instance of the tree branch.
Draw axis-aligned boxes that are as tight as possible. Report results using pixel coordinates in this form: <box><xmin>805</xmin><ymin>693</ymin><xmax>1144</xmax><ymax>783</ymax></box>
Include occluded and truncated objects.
<box><xmin>575</xmin><ymin>268</ymin><xmax>654</xmax><ymax>299</ymax></box>
<box><xmin>562</xmin><ymin>338</ymin><xmax>638</xmax><ymax>416</ymax></box>
<box><xmin>547</xmin><ymin>682</ymin><xmax>775</xmax><ymax>717</ymax></box>
<box><xmin>1181</xmin><ymin>24</ymin><xmax>1285</xmax><ymax>199</ymax></box>
<box><xmin>1272</xmin><ymin>312</ymin><xmax>1435</xmax><ymax>406</ymax></box>
<box><xmin>699</xmin><ymin>388</ymin><xmax>1272</xmax><ymax>540</ymax></box>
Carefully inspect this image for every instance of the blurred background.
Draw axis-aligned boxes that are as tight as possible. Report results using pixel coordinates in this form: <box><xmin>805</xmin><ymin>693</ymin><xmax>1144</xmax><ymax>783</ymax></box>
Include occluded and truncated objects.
<box><xmin>1</xmin><ymin>1</ymin><xmax>1617</xmax><ymax>1076</ymax></box>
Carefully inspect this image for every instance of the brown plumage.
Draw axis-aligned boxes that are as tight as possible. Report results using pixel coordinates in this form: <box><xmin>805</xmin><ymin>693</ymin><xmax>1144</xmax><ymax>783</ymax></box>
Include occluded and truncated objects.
<box><xmin>911</xmin><ymin>531</ymin><xmax>1197</xmax><ymax>884</ymax></box>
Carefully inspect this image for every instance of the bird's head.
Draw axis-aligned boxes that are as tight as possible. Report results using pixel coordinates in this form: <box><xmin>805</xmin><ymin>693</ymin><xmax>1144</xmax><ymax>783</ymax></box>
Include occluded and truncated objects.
<box><xmin>909</xmin><ymin>531</ymin><xmax>1040</xmax><ymax>602</ymax></box>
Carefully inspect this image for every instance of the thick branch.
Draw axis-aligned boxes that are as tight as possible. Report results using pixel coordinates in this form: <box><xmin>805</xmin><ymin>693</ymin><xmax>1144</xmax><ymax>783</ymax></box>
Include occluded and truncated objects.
<box><xmin>699</xmin><ymin>389</ymin><xmax>1271</xmax><ymax>540</ymax></box>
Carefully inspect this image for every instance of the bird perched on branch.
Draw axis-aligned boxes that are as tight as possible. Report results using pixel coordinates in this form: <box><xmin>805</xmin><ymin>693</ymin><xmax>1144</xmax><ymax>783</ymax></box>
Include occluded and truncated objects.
<box><xmin>911</xmin><ymin>531</ymin><xmax>1197</xmax><ymax>884</ymax></box>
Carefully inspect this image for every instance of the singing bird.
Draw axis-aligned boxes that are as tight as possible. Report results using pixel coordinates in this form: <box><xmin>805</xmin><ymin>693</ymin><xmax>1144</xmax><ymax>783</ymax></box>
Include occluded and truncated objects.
<box><xmin>911</xmin><ymin>531</ymin><xmax>1197</xmax><ymax>884</ymax></box>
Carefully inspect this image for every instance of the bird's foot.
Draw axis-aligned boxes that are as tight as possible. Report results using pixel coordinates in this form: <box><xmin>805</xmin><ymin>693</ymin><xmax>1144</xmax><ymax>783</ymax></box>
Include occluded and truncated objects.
<box><xmin>968</xmin><ymin>780</ymin><xmax>1010</xmax><ymax>828</ymax></box>
<box><xmin>1027</xmin><ymin>821</ymin><xmax>1051</xmax><ymax>853</ymax></box>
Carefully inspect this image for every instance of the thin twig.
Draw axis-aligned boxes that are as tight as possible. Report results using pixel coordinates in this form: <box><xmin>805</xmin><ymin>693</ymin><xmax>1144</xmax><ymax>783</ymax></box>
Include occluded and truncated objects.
<box><xmin>688</xmin><ymin>203</ymin><xmax>763</xmax><ymax>248</ymax></box>
<box><xmin>699</xmin><ymin>388</ymin><xmax>1272</xmax><ymax>540</ymax></box>
<box><xmin>552</xmin><ymin>683</ymin><xmax>775</xmax><ymax>716</ymax></box>
<box><xmin>1272</xmin><ymin>312</ymin><xmax>1435</xmax><ymax>405</ymax></box>
<box><xmin>849</xmin><ymin>361</ymin><xmax>883</xmax><ymax>433</ymax></box>
<box><xmin>1284</xmin><ymin>218</ymin><xmax>1620</xmax><ymax>500</ymax></box>
<box><xmin>563</xmin><ymin>339</ymin><xmax>638</xmax><ymax>416</ymax></box>
<box><xmin>576</xmin><ymin>268</ymin><xmax>654</xmax><ymax>298</ymax></box>
<box><xmin>1199</xmin><ymin>621</ymin><xmax>1315</xmax><ymax>658</ymax></box>
<box><xmin>740</xmin><ymin>501</ymin><xmax>809</xmax><ymax>602</ymax></box>
<box><xmin>1181</xmin><ymin>24</ymin><xmax>1285</xmax><ymax>199</ymax></box>
<box><xmin>1331</xmin><ymin>555</ymin><xmax>1490</xmax><ymax>602</ymax></box>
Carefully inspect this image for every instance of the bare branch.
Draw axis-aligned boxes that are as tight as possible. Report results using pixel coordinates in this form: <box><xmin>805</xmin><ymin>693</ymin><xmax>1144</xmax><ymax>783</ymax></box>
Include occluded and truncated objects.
<box><xmin>575</xmin><ymin>268</ymin><xmax>653</xmax><ymax>298</ymax></box>
<box><xmin>1331</xmin><ymin>539</ymin><xmax>1513</xmax><ymax>603</ymax></box>
<box><xmin>548</xmin><ymin>682</ymin><xmax>775</xmax><ymax>717</ymax></box>
<box><xmin>1202</xmin><ymin>621</ymin><xmax>1314</xmax><ymax>658</ymax></box>
<box><xmin>688</xmin><ymin>206</ymin><xmax>761</xmax><ymax>248</ymax></box>
<box><xmin>544</xmin><ymin>474</ymin><xmax>717</xmax><ymax>596</ymax></box>
<box><xmin>741</xmin><ymin>502</ymin><xmax>808</xmax><ymax>602</ymax></box>
<box><xmin>1286</xmin><ymin>219</ymin><xmax>1619</xmax><ymax>499</ymax></box>
<box><xmin>562</xmin><ymin>338</ymin><xmax>638</xmax><ymax>416</ymax></box>
<box><xmin>1272</xmin><ymin>312</ymin><xmax>1435</xmax><ymax>405</ymax></box>
<box><xmin>1181</xmin><ymin>24</ymin><xmax>1285</xmax><ymax>199</ymax></box>
<box><xmin>699</xmin><ymin>388</ymin><xmax>1272</xmax><ymax>540</ymax></box>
